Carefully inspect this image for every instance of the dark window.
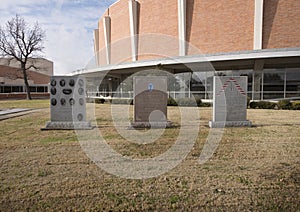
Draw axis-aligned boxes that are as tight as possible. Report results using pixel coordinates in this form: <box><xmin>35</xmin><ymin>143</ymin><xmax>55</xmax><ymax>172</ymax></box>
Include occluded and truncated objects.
<box><xmin>286</xmin><ymin>68</ymin><xmax>300</xmax><ymax>98</ymax></box>
<box><xmin>263</xmin><ymin>69</ymin><xmax>285</xmax><ymax>99</ymax></box>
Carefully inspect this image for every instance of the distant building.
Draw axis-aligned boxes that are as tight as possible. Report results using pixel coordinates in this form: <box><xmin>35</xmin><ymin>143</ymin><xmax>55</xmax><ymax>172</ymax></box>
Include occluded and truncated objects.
<box><xmin>72</xmin><ymin>0</ymin><xmax>300</xmax><ymax>101</ymax></box>
<box><xmin>0</xmin><ymin>58</ymin><xmax>53</xmax><ymax>99</ymax></box>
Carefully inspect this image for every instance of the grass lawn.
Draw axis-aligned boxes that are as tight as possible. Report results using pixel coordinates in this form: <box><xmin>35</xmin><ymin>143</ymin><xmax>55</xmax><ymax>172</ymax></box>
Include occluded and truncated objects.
<box><xmin>0</xmin><ymin>99</ymin><xmax>50</xmax><ymax>109</ymax></box>
<box><xmin>0</xmin><ymin>100</ymin><xmax>299</xmax><ymax>210</ymax></box>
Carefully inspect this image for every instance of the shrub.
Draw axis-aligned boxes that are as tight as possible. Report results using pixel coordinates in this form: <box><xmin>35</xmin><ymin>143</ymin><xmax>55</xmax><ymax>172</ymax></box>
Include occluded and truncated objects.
<box><xmin>278</xmin><ymin>100</ymin><xmax>292</xmax><ymax>110</ymax></box>
<box><xmin>292</xmin><ymin>102</ymin><xmax>300</xmax><ymax>110</ymax></box>
<box><xmin>167</xmin><ymin>98</ymin><xmax>178</xmax><ymax>106</ymax></box>
<box><xmin>195</xmin><ymin>97</ymin><xmax>202</xmax><ymax>107</ymax></box>
<box><xmin>199</xmin><ymin>102</ymin><xmax>212</xmax><ymax>107</ymax></box>
<box><xmin>167</xmin><ymin>97</ymin><xmax>211</xmax><ymax>107</ymax></box>
<box><xmin>257</xmin><ymin>101</ymin><xmax>277</xmax><ymax>109</ymax></box>
<box><xmin>249</xmin><ymin>101</ymin><xmax>258</xmax><ymax>109</ymax></box>
<box><xmin>95</xmin><ymin>98</ymin><xmax>105</xmax><ymax>104</ymax></box>
<box><xmin>176</xmin><ymin>98</ymin><xmax>197</xmax><ymax>107</ymax></box>
<box><xmin>247</xmin><ymin>97</ymin><xmax>251</xmax><ymax>108</ymax></box>
<box><xmin>250</xmin><ymin>101</ymin><xmax>276</xmax><ymax>109</ymax></box>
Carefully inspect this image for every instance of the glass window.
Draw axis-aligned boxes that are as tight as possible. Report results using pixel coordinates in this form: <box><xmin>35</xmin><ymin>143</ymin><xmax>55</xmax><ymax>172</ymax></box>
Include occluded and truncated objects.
<box><xmin>286</xmin><ymin>68</ymin><xmax>300</xmax><ymax>99</ymax></box>
<box><xmin>4</xmin><ymin>86</ymin><xmax>11</xmax><ymax>93</ymax></box>
<box><xmin>29</xmin><ymin>86</ymin><xmax>36</xmax><ymax>92</ymax></box>
<box><xmin>263</xmin><ymin>69</ymin><xmax>285</xmax><ymax>99</ymax></box>
<box><xmin>191</xmin><ymin>73</ymin><xmax>206</xmax><ymax>99</ymax></box>
<box><xmin>12</xmin><ymin>86</ymin><xmax>20</xmax><ymax>92</ymax></box>
<box><xmin>37</xmin><ymin>86</ymin><xmax>45</xmax><ymax>92</ymax></box>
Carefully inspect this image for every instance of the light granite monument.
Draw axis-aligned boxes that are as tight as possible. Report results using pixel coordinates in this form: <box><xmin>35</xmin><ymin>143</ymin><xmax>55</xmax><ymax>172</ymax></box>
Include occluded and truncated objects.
<box><xmin>132</xmin><ymin>76</ymin><xmax>171</xmax><ymax>128</ymax></box>
<box><xmin>44</xmin><ymin>76</ymin><xmax>92</xmax><ymax>130</ymax></box>
<box><xmin>209</xmin><ymin>76</ymin><xmax>252</xmax><ymax>128</ymax></box>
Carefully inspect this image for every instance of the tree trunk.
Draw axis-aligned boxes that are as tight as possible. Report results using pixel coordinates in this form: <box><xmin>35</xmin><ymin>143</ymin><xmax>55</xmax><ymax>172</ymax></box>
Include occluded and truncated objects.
<box><xmin>21</xmin><ymin>62</ymin><xmax>32</xmax><ymax>100</ymax></box>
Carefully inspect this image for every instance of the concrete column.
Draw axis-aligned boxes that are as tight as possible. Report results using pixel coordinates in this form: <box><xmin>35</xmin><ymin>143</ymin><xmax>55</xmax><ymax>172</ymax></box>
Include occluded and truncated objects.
<box><xmin>93</xmin><ymin>29</ymin><xmax>100</xmax><ymax>66</ymax></box>
<box><xmin>284</xmin><ymin>69</ymin><xmax>287</xmax><ymax>99</ymax></box>
<box><xmin>253</xmin><ymin>60</ymin><xmax>264</xmax><ymax>100</ymax></box>
<box><xmin>108</xmin><ymin>78</ymin><xmax>113</xmax><ymax>97</ymax></box>
<box><xmin>103</xmin><ymin>16</ymin><xmax>111</xmax><ymax>65</ymax></box>
<box><xmin>178</xmin><ymin>0</ymin><xmax>186</xmax><ymax>56</ymax></box>
<box><xmin>254</xmin><ymin>0</ymin><xmax>264</xmax><ymax>50</ymax></box>
<box><xmin>129</xmin><ymin>0</ymin><xmax>138</xmax><ymax>62</ymax></box>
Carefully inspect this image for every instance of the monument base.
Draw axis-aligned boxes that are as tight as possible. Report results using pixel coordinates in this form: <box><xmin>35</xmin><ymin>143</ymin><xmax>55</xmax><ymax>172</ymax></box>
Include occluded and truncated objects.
<box><xmin>42</xmin><ymin>121</ymin><xmax>94</xmax><ymax>130</ymax></box>
<box><xmin>209</xmin><ymin>120</ymin><xmax>252</xmax><ymax>128</ymax></box>
<box><xmin>130</xmin><ymin>121</ymin><xmax>176</xmax><ymax>129</ymax></box>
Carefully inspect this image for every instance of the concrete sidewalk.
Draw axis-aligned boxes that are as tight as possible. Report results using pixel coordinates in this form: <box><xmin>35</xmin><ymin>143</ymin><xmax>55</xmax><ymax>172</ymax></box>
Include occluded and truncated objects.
<box><xmin>0</xmin><ymin>108</ymin><xmax>38</xmax><ymax>121</ymax></box>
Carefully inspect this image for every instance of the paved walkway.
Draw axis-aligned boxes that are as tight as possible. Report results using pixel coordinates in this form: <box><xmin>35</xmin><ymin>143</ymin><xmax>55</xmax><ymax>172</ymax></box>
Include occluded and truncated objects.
<box><xmin>0</xmin><ymin>108</ymin><xmax>38</xmax><ymax>121</ymax></box>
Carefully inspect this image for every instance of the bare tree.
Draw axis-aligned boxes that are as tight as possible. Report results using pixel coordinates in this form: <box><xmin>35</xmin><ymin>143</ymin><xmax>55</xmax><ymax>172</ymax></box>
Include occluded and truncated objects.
<box><xmin>0</xmin><ymin>15</ymin><xmax>45</xmax><ymax>100</ymax></box>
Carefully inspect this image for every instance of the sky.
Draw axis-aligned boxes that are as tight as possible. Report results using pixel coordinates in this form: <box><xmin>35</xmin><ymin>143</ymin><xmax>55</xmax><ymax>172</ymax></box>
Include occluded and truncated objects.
<box><xmin>0</xmin><ymin>0</ymin><xmax>118</xmax><ymax>75</ymax></box>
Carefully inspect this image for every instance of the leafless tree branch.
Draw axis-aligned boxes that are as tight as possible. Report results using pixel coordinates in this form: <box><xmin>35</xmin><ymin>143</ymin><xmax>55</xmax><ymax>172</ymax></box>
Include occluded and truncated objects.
<box><xmin>0</xmin><ymin>14</ymin><xmax>46</xmax><ymax>99</ymax></box>
<box><xmin>25</xmin><ymin>64</ymin><xmax>39</xmax><ymax>71</ymax></box>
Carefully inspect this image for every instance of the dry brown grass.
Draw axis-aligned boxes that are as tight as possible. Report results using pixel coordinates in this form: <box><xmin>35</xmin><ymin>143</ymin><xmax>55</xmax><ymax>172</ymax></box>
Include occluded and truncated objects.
<box><xmin>0</xmin><ymin>101</ymin><xmax>299</xmax><ymax>210</ymax></box>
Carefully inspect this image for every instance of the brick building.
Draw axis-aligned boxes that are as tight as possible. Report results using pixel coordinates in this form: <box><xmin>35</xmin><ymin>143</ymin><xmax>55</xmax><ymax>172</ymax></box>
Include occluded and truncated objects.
<box><xmin>73</xmin><ymin>0</ymin><xmax>300</xmax><ymax>100</ymax></box>
<box><xmin>0</xmin><ymin>58</ymin><xmax>53</xmax><ymax>99</ymax></box>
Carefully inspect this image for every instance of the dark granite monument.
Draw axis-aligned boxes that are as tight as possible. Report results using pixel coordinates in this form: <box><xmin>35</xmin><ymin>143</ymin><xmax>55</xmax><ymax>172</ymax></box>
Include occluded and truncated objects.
<box><xmin>132</xmin><ymin>76</ymin><xmax>171</xmax><ymax>128</ymax></box>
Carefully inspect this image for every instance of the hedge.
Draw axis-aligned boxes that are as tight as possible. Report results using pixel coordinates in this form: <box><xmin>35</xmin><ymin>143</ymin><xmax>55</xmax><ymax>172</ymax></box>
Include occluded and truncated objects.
<box><xmin>292</xmin><ymin>102</ymin><xmax>300</xmax><ymax>110</ymax></box>
<box><xmin>249</xmin><ymin>101</ymin><xmax>277</xmax><ymax>109</ymax></box>
<box><xmin>277</xmin><ymin>100</ymin><xmax>292</xmax><ymax>110</ymax></box>
<box><xmin>249</xmin><ymin>100</ymin><xmax>300</xmax><ymax>110</ymax></box>
<box><xmin>92</xmin><ymin>97</ymin><xmax>299</xmax><ymax>110</ymax></box>
<box><xmin>167</xmin><ymin>98</ymin><xmax>211</xmax><ymax>107</ymax></box>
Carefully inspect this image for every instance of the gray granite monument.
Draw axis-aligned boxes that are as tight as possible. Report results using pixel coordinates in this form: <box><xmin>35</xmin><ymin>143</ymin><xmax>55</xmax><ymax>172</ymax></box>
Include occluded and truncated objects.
<box><xmin>132</xmin><ymin>76</ymin><xmax>171</xmax><ymax>128</ymax></box>
<box><xmin>44</xmin><ymin>76</ymin><xmax>92</xmax><ymax>130</ymax></box>
<box><xmin>209</xmin><ymin>76</ymin><xmax>252</xmax><ymax>128</ymax></box>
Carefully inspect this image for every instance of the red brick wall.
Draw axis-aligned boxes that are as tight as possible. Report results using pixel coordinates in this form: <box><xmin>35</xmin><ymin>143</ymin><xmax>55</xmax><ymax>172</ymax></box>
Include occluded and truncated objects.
<box><xmin>137</xmin><ymin>0</ymin><xmax>179</xmax><ymax>60</ymax></box>
<box><xmin>263</xmin><ymin>0</ymin><xmax>300</xmax><ymax>49</ymax></box>
<box><xmin>109</xmin><ymin>0</ymin><xmax>132</xmax><ymax>64</ymax></box>
<box><xmin>0</xmin><ymin>65</ymin><xmax>50</xmax><ymax>85</ymax></box>
<box><xmin>187</xmin><ymin>0</ymin><xmax>254</xmax><ymax>54</ymax></box>
<box><xmin>94</xmin><ymin>0</ymin><xmax>299</xmax><ymax>65</ymax></box>
<box><xmin>97</xmin><ymin>2</ymin><xmax>132</xmax><ymax>65</ymax></box>
<box><xmin>0</xmin><ymin>65</ymin><xmax>20</xmax><ymax>80</ymax></box>
<box><xmin>26</xmin><ymin>70</ymin><xmax>50</xmax><ymax>84</ymax></box>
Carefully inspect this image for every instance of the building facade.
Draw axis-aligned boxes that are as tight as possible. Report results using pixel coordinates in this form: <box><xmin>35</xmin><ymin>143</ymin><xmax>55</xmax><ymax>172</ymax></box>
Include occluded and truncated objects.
<box><xmin>75</xmin><ymin>0</ymin><xmax>300</xmax><ymax>100</ymax></box>
<box><xmin>0</xmin><ymin>58</ymin><xmax>53</xmax><ymax>99</ymax></box>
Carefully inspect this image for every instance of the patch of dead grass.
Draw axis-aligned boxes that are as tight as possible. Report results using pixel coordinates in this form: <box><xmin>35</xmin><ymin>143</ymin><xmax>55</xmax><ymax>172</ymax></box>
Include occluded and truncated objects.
<box><xmin>0</xmin><ymin>102</ymin><xmax>299</xmax><ymax>210</ymax></box>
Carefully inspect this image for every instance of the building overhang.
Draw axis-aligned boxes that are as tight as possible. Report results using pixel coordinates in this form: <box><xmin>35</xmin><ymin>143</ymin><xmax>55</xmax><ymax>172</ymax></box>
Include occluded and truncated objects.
<box><xmin>71</xmin><ymin>48</ymin><xmax>300</xmax><ymax>78</ymax></box>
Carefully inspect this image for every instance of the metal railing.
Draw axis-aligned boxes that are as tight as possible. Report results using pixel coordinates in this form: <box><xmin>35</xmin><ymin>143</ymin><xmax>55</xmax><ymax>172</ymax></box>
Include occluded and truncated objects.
<box><xmin>87</xmin><ymin>91</ymin><xmax>214</xmax><ymax>100</ymax></box>
<box><xmin>87</xmin><ymin>90</ymin><xmax>300</xmax><ymax>101</ymax></box>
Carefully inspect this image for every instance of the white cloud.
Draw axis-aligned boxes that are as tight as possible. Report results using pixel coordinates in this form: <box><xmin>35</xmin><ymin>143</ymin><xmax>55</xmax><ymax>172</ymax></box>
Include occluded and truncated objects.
<box><xmin>0</xmin><ymin>0</ymin><xmax>49</xmax><ymax>10</ymax></box>
<box><xmin>0</xmin><ymin>0</ymin><xmax>118</xmax><ymax>75</ymax></box>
